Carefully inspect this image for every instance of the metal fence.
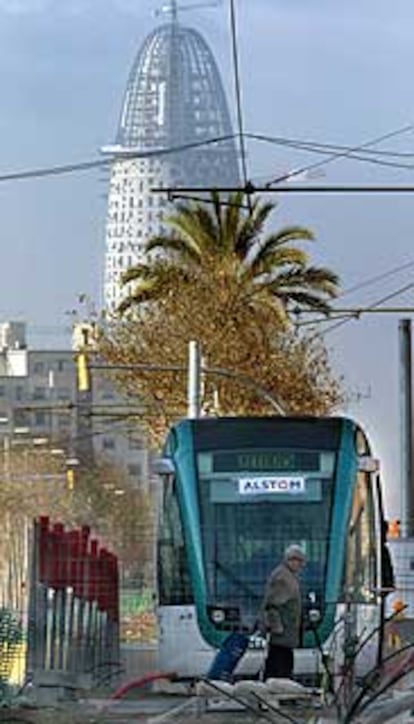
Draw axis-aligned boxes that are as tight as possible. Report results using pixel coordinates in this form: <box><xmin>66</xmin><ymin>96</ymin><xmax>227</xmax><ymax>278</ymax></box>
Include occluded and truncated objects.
<box><xmin>26</xmin><ymin>516</ymin><xmax>120</xmax><ymax>695</ymax></box>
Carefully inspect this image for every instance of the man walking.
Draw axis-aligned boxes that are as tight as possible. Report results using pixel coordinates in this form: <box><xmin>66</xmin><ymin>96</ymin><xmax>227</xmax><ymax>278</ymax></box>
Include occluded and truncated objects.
<box><xmin>259</xmin><ymin>544</ymin><xmax>306</xmax><ymax>679</ymax></box>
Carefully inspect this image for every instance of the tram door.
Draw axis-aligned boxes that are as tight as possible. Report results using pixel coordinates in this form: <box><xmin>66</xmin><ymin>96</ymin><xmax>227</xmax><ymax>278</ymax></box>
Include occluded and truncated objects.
<box><xmin>343</xmin><ymin>468</ymin><xmax>382</xmax><ymax>675</ymax></box>
<box><xmin>157</xmin><ymin>476</ymin><xmax>207</xmax><ymax>676</ymax></box>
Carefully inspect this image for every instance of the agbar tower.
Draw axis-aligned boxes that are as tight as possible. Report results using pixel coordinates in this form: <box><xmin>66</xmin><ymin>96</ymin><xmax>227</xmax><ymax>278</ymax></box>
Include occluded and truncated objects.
<box><xmin>102</xmin><ymin>2</ymin><xmax>240</xmax><ymax>311</ymax></box>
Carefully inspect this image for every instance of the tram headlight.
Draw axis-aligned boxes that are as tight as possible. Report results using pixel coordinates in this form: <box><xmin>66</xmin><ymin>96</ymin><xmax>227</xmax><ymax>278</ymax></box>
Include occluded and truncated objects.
<box><xmin>207</xmin><ymin>604</ymin><xmax>241</xmax><ymax>627</ymax></box>
<box><xmin>210</xmin><ymin>608</ymin><xmax>226</xmax><ymax>624</ymax></box>
<box><xmin>308</xmin><ymin>608</ymin><xmax>321</xmax><ymax>626</ymax></box>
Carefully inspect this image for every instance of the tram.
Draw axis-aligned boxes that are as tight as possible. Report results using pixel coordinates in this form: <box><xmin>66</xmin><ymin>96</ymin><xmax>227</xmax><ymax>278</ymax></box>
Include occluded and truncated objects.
<box><xmin>155</xmin><ymin>416</ymin><xmax>390</xmax><ymax>681</ymax></box>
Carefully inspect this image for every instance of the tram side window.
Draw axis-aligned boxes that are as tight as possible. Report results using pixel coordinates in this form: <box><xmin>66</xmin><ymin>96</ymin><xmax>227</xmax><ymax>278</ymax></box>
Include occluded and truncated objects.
<box><xmin>157</xmin><ymin>478</ymin><xmax>193</xmax><ymax>605</ymax></box>
<box><xmin>345</xmin><ymin>472</ymin><xmax>377</xmax><ymax>603</ymax></box>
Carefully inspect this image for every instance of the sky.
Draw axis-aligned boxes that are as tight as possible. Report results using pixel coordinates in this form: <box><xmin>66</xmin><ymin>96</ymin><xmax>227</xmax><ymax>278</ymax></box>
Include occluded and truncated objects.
<box><xmin>1</xmin><ymin>0</ymin><xmax>414</xmax><ymax>513</ymax></box>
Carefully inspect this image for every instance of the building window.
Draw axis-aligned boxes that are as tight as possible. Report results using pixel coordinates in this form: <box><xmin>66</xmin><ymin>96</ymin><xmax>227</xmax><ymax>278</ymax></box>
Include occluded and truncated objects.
<box><xmin>15</xmin><ymin>386</ymin><xmax>24</xmax><ymax>401</ymax></box>
<box><xmin>57</xmin><ymin>387</ymin><xmax>71</xmax><ymax>400</ymax></box>
<box><xmin>34</xmin><ymin>411</ymin><xmax>47</xmax><ymax>426</ymax></box>
<box><xmin>33</xmin><ymin>362</ymin><xmax>44</xmax><ymax>374</ymax></box>
<box><xmin>33</xmin><ymin>387</ymin><xmax>47</xmax><ymax>401</ymax></box>
<box><xmin>128</xmin><ymin>463</ymin><xmax>142</xmax><ymax>477</ymax></box>
<box><xmin>100</xmin><ymin>388</ymin><xmax>115</xmax><ymax>401</ymax></box>
<box><xmin>13</xmin><ymin>409</ymin><xmax>29</xmax><ymax>427</ymax></box>
<box><xmin>103</xmin><ymin>438</ymin><xmax>115</xmax><ymax>450</ymax></box>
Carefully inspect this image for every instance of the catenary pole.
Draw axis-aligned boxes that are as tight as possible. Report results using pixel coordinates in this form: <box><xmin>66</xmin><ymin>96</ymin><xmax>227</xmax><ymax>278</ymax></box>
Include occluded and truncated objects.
<box><xmin>187</xmin><ymin>340</ymin><xmax>201</xmax><ymax>419</ymax></box>
<box><xmin>399</xmin><ymin>319</ymin><xmax>414</xmax><ymax>536</ymax></box>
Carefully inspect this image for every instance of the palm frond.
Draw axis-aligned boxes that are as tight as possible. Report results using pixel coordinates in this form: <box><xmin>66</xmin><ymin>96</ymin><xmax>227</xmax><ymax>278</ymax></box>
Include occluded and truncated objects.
<box><xmin>166</xmin><ymin>206</ymin><xmax>216</xmax><ymax>256</ymax></box>
<box><xmin>117</xmin><ymin>281</ymin><xmax>164</xmax><ymax>314</ymax></box>
<box><xmin>247</xmin><ymin>247</ymin><xmax>309</xmax><ymax>278</ymax></box>
<box><xmin>280</xmin><ymin>291</ymin><xmax>335</xmax><ymax>315</ymax></box>
<box><xmin>121</xmin><ymin>263</ymin><xmax>154</xmax><ymax>285</ymax></box>
<box><xmin>146</xmin><ymin>233</ymin><xmax>201</xmax><ymax>262</ymax></box>
<box><xmin>268</xmin><ymin>266</ymin><xmax>340</xmax><ymax>297</ymax></box>
<box><xmin>223</xmin><ymin>191</ymin><xmax>245</xmax><ymax>250</ymax></box>
<box><xmin>193</xmin><ymin>204</ymin><xmax>220</xmax><ymax>245</ymax></box>
<box><xmin>251</xmin><ymin>226</ymin><xmax>315</xmax><ymax>264</ymax></box>
<box><xmin>235</xmin><ymin>199</ymin><xmax>275</xmax><ymax>258</ymax></box>
<box><xmin>290</xmin><ymin>265</ymin><xmax>340</xmax><ymax>293</ymax></box>
<box><xmin>117</xmin><ymin>192</ymin><xmax>340</xmax><ymax>332</ymax></box>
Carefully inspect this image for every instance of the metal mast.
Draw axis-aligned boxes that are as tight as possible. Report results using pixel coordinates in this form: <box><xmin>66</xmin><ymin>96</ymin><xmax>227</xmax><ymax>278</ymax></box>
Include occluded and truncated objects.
<box><xmin>400</xmin><ymin>318</ymin><xmax>414</xmax><ymax>536</ymax></box>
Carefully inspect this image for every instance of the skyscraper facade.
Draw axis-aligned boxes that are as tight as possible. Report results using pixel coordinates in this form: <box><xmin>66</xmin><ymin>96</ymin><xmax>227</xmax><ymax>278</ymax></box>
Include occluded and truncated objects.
<box><xmin>103</xmin><ymin>4</ymin><xmax>240</xmax><ymax>311</ymax></box>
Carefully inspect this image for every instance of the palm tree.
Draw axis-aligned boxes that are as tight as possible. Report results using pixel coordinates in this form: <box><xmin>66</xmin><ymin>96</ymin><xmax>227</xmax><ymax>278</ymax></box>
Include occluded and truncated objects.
<box><xmin>118</xmin><ymin>191</ymin><xmax>340</xmax><ymax>319</ymax></box>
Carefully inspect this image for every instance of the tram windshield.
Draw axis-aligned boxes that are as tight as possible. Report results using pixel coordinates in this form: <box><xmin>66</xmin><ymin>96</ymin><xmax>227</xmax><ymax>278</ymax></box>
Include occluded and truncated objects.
<box><xmin>196</xmin><ymin>447</ymin><xmax>336</xmax><ymax>629</ymax></box>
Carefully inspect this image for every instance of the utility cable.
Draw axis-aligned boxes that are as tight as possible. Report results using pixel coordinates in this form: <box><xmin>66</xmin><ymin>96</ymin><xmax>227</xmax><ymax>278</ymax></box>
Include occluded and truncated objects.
<box><xmin>264</xmin><ymin>122</ymin><xmax>414</xmax><ymax>187</ymax></box>
<box><xmin>155</xmin><ymin>182</ymin><xmax>414</xmax><ymax>194</ymax></box>
<box><xmin>297</xmin><ymin>307</ymin><xmax>414</xmax><ymax>329</ymax></box>
<box><xmin>0</xmin><ymin>134</ymin><xmax>238</xmax><ymax>183</ymax></box>
<box><xmin>2</xmin><ymin>125</ymin><xmax>414</xmax><ymax>186</ymax></box>
<box><xmin>246</xmin><ymin>132</ymin><xmax>414</xmax><ymax>171</ymax></box>
<box><xmin>302</xmin><ymin>280</ymin><xmax>414</xmax><ymax>336</ymax></box>
<box><xmin>229</xmin><ymin>0</ymin><xmax>249</xmax><ymax>199</ymax></box>
<box><xmin>340</xmin><ymin>259</ymin><xmax>414</xmax><ymax>299</ymax></box>
<box><xmin>339</xmin><ymin>279</ymin><xmax>414</xmax><ymax>316</ymax></box>
<box><xmin>247</xmin><ymin>132</ymin><xmax>414</xmax><ymax>159</ymax></box>
<box><xmin>294</xmin><ymin>259</ymin><xmax>414</xmax><ymax>327</ymax></box>
<box><xmin>256</xmin><ymin>146</ymin><xmax>414</xmax><ymax>174</ymax></box>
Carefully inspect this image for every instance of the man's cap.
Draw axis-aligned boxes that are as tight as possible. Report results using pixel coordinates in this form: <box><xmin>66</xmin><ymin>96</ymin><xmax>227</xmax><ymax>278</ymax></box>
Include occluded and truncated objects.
<box><xmin>284</xmin><ymin>544</ymin><xmax>307</xmax><ymax>562</ymax></box>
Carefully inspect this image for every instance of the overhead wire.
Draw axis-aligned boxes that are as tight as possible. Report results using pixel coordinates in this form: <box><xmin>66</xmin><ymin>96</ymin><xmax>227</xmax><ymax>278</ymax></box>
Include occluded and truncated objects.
<box><xmin>339</xmin><ymin>259</ymin><xmax>414</xmax><ymax>299</ymax></box>
<box><xmin>4</xmin><ymin>120</ymin><xmax>413</xmax><ymax>343</ymax></box>
<box><xmin>295</xmin><ymin>259</ymin><xmax>414</xmax><ymax>328</ymax></box>
<box><xmin>297</xmin><ymin>280</ymin><xmax>414</xmax><ymax>336</ymax></box>
<box><xmin>0</xmin><ymin>134</ymin><xmax>239</xmax><ymax>183</ymax></box>
<box><xmin>228</xmin><ymin>0</ymin><xmax>250</xmax><ymax>200</ymax></box>
<box><xmin>155</xmin><ymin>183</ymin><xmax>414</xmax><ymax>195</ymax></box>
<box><xmin>246</xmin><ymin>133</ymin><xmax>414</xmax><ymax>173</ymax></box>
<box><xmin>3</xmin><ymin>125</ymin><xmax>414</xmax><ymax>186</ymax></box>
<box><xmin>255</xmin><ymin>147</ymin><xmax>414</xmax><ymax>176</ymax></box>
<box><xmin>247</xmin><ymin>133</ymin><xmax>414</xmax><ymax>159</ymax></box>
<box><xmin>263</xmin><ymin>123</ymin><xmax>414</xmax><ymax>187</ymax></box>
<box><xmin>293</xmin><ymin>260</ymin><xmax>414</xmax><ymax>331</ymax></box>
<box><xmin>3</xmin><ymin>117</ymin><xmax>414</xmax><ymax>346</ymax></box>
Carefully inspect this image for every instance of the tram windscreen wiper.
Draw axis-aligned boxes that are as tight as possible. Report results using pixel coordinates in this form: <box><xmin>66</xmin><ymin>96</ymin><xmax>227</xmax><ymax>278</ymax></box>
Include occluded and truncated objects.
<box><xmin>214</xmin><ymin>559</ymin><xmax>261</xmax><ymax>600</ymax></box>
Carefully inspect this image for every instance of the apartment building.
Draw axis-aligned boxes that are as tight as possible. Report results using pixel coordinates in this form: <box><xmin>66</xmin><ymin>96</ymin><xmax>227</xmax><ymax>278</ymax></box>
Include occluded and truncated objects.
<box><xmin>0</xmin><ymin>321</ymin><xmax>149</xmax><ymax>489</ymax></box>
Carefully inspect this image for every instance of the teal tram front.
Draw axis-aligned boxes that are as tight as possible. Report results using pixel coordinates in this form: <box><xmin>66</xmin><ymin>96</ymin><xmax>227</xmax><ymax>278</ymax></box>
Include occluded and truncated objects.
<box><xmin>155</xmin><ymin>416</ymin><xmax>390</xmax><ymax>681</ymax></box>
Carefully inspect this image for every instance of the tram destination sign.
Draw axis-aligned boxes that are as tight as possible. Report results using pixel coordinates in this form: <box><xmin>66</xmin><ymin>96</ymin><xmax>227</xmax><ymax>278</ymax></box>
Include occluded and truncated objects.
<box><xmin>238</xmin><ymin>476</ymin><xmax>306</xmax><ymax>496</ymax></box>
<box><xmin>212</xmin><ymin>450</ymin><xmax>319</xmax><ymax>473</ymax></box>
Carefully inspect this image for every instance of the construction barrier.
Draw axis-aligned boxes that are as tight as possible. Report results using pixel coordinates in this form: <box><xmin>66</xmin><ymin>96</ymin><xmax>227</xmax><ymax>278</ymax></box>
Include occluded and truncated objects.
<box><xmin>26</xmin><ymin>516</ymin><xmax>120</xmax><ymax>696</ymax></box>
